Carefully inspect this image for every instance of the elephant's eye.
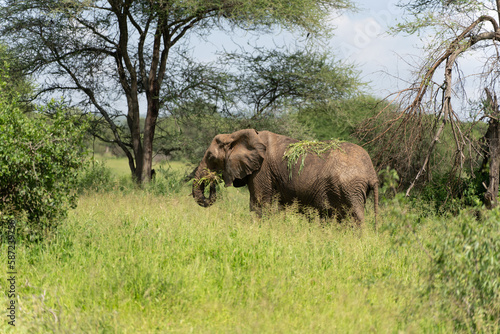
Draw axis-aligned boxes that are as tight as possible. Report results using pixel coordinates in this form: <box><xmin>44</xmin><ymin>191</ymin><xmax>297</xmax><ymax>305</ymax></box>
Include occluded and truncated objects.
<box><xmin>206</xmin><ymin>151</ymin><xmax>221</xmax><ymax>169</ymax></box>
<box><xmin>229</xmin><ymin>139</ymin><xmax>241</xmax><ymax>150</ymax></box>
<box><xmin>207</xmin><ymin>151</ymin><xmax>216</xmax><ymax>162</ymax></box>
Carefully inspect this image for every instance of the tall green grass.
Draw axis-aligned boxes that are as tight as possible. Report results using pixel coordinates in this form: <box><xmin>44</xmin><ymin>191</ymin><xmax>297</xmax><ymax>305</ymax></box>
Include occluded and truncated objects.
<box><xmin>2</xmin><ymin>184</ymin><xmax>461</xmax><ymax>333</ymax></box>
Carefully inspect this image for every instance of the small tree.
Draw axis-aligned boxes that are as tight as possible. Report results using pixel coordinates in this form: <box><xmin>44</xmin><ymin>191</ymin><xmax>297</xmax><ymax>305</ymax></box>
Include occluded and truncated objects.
<box><xmin>0</xmin><ymin>76</ymin><xmax>88</xmax><ymax>240</ymax></box>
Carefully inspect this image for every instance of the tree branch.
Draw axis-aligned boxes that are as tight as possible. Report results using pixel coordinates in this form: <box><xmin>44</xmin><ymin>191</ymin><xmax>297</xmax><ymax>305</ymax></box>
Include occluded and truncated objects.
<box><xmin>406</xmin><ymin>42</ymin><xmax>469</xmax><ymax>196</ymax></box>
<box><xmin>49</xmin><ymin>44</ymin><xmax>136</xmax><ymax>171</ymax></box>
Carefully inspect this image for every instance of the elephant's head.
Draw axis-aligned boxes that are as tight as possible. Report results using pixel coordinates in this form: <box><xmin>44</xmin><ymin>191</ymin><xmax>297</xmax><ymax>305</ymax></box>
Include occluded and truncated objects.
<box><xmin>192</xmin><ymin>129</ymin><xmax>266</xmax><ymax>207</ymax></box>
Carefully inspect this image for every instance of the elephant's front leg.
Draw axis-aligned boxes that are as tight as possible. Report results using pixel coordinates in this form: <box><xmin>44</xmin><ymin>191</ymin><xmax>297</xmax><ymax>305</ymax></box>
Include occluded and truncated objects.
<box><xmin>249</xmin><ymin>196</ymin><xmax>263</xmax><ymax>217</ymax></box>
<box><xmin>248</xmin><ymin>177</ymin><xmax>275</xmax><ymax>217</ymax></box>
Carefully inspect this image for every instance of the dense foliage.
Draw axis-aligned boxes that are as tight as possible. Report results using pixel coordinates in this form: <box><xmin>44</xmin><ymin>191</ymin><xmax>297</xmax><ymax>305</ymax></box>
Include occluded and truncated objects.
<box><xmin>0</xmin><ymin>44</ymin><xmax>33</xmax><ymax>107</ymax></box>
<box><xmin>0</xmin><ymin>96</ymin><xmax>88</xmax><ymax>240</ymax></box>
<box><xmin>429</xmin><ymin>209</ymin><xmax>500</xmax><ymax>332</ymax></box>
<box><xmin>299</xmin><ymin>95</ymin><xmax>382</xmax><ymax>141</ymax></box>
<box><xmin>380</xmin><ymin>193</ymin><xmax>500</xmax><ymax>332</ymax></box>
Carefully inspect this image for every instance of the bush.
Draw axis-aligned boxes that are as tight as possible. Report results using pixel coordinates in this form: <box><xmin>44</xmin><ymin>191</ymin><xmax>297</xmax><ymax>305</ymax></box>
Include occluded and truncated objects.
<box><xmin>77</xmin><ymin>159</ymin><xmax>114</xmax><ymax>193</ymax></box>
<box><xmin>428</xmin><ymin>209</ymin><xmax>500</xmax><ymax>332</ymax></box>
<box><xmin>0</xmin><ymin>100</ymin><xmax>88</xmax><ymax>241</ymax></box>
<box><xmin>145</xmin><ymin>167</ymin><xmax>187</xmax><ymax>196</ymax></box>
<box><xmin>297</xmin><ymin>95</ymin><xmax>384</xmax><ymax>142</ymax></box>
<box><xmin>0</xmin><ymin>43</ymin><xmax>34</xmax><ymax>111</ymax></box>
<box><xmin>419</xmin><ymin>172</ymin><xmax>484</xmax><ymax>215</ymax></box>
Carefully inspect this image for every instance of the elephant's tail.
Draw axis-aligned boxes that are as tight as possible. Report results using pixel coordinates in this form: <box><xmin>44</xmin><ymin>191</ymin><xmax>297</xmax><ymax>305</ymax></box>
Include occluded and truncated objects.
<box><xmin>371</xmin><ymin>180</ymin><xmax>379</xmax><ymax>231</ymax></box>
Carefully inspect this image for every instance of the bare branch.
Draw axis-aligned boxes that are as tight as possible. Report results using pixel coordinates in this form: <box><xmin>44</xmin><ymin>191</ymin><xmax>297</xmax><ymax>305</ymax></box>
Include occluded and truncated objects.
<box><xmin>361</xmin><ymin>7</ymin><xmax>500</xmax><ymax>197</ymax></box>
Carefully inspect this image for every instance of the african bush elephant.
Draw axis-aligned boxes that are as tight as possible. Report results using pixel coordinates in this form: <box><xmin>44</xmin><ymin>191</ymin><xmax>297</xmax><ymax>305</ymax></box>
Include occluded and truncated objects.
<box><xmin>192</xmin><ymin>129</ymin><xmax>379</xmax><ymax>225</ymax></box>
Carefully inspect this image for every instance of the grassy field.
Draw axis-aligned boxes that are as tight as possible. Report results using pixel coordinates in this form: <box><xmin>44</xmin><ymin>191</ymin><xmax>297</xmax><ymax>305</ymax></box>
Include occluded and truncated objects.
<box><xmin>2</xmin><ymin>159</ymin><xmax>498</xmax><ymax>333</ymax></box>
<box><xmin>92</xmin><ymin>155</ymin><xmax>188</xmax><ymax>177</ymax></box>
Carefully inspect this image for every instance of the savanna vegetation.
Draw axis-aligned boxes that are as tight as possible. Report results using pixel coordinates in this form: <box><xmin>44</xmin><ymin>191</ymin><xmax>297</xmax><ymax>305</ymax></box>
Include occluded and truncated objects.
<box><xmin>1</xmin><ymin>160</ymin><xmax>499</xmax><ymax>332</ymax></box>
<box><xmin>1</xmin><ymin>0</ymin><xmax>500</xmax><ymax>332</ymax></box>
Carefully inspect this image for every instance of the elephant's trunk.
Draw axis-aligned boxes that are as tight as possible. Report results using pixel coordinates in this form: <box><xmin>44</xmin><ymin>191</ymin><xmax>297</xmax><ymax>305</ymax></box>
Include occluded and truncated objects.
<box><xmin>192</xmin><ymin>167</ymin><xmax>218</xmax><ymax>207</ymax></box>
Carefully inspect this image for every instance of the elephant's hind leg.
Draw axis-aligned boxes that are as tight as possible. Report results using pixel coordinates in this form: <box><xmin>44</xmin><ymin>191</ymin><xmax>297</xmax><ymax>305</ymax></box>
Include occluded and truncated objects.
<box><xmin>352</xmin><ymin>206</ymin><xmax>365</xmax><ymax>226</ymax></box>
<box><xmin>344</xmin><ymin>191</ymin><xmax>365</xmax><ymax>226</ymax></box>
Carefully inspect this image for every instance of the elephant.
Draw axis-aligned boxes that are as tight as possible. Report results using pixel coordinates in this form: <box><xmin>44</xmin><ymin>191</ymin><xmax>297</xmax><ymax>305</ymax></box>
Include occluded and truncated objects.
<box><xmin>192</xmin><ymin>129</ymin><xmax>379</xmax><ymax>226</ymax></box>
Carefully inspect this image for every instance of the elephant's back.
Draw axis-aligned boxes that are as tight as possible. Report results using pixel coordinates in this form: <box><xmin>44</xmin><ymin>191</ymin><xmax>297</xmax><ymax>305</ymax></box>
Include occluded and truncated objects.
<box><xmin>332</xmin><ymin>142</ymin><xmax>377</xmax><ymax>175</ymax></box>
<box><xmin>280</xmin><ymin>140</ymin><xmax>377</xmax><ymax>184</ymax></box>
<box><xmin>317</xmin><ymin>142</ymin><xmax>378</xmax><ymax>197</ymax></box>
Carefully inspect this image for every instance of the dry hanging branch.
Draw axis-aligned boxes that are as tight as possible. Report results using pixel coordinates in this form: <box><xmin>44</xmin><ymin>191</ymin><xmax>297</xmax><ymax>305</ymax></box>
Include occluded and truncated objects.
<box><xmin>357</xmin><ymin>3</ymin><xmax>500</xmax><ymax>199</ymax></box>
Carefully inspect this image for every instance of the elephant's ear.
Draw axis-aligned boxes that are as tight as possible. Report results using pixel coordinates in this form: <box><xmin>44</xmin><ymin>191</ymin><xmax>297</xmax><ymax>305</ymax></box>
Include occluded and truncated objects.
<box><xmin>223</xmin><ymin>129</ymin><xmax>266</xmax><ymax>186</ymax></box>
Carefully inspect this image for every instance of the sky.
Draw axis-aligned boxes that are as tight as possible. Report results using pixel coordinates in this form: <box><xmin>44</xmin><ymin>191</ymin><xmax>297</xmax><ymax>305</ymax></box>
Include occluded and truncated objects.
<box><xmin>328</xmin><ymin>0</ymin><xmax>422</xmax><ymax>97</ymax></box>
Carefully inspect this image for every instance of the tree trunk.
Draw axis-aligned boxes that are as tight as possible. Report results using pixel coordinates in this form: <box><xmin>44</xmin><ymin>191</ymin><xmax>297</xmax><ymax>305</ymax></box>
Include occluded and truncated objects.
<box><xmin>482</xmin><ymin>89</ymin><xmax>500</xmax><ymax>209</ymax></box>
<box><xmin>141</xmin><ymin>79</ymin><xmax>160</xmax><ymax>184</ymax></box>
<box><xmin>126</xmin><ymin>94</ymin><xmax>143</xmax><ymax>182</ymax></box>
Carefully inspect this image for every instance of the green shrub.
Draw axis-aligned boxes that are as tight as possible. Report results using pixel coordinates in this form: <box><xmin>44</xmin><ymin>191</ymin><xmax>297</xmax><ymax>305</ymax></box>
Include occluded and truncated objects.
<box><xmin>378</xmin><ymin>166</ymin><xmax>400</xmax><ymax>201</ymax></box>
<box><xmin>77</xmin><ymin>159</ymin><xmax>115</xmax><ymax>193</ymax></box>
<box><xmin>0</xmin><ymin>100</ymin><xmax>88</xmax><ymax>241</ymax></box>
<box><xmin>296</xmin><ymin>95</ymin><xmax>384</xmax><ymax>142</ymax></box>
<box><xmin>146</xmin><ymin>167</ymin><xmax>188</xmax><ymax>196</ymax></box>
<box><xmin>378</xmin><ymin>193</ymin><xmax>429</xmax><ymax>249</ymax></box>
<box><xmin>428</xmin><ymin>209</ymin><xmax>500</xmax><ymax>332</ymax></box>
<box><xmin>419</xmin><ymin>172</ymin><xmax>484</xmax><ymax>215</ymax></box>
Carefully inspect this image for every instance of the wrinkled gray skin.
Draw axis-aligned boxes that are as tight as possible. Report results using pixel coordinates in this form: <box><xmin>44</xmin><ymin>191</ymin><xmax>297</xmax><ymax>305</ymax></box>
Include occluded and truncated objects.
<box><xmin>192</xmin><ymin>129</ymin><xmax>379</xmax><ymax>225</ymax></box>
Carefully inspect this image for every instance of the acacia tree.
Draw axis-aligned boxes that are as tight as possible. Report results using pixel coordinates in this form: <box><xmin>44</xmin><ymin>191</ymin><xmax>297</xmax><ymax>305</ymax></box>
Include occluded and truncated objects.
<box><xmin>153</xmin><ymin>48</ymin><xmax>361</xmax><ymax>163</ymax></box>
<box><xmin>0</xmin><ymin>0</ymin><xmax>352</xmax><ymax>183</ymax></box>
<box><xmin>221</xmin><ymin>49</ymin><xmax>360</xmax><ymax>118</ymax></box>
<box><xmin>359</xmin><ymin>0</ymin><xmax>500</xmax><ymax>203</ymax></box>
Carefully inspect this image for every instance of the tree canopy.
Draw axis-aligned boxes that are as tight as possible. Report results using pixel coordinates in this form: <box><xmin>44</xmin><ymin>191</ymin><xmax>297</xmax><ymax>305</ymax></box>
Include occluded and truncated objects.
<box><xmin>0</xmin><ymin>0</ymin><xmax>354</xmax><ymax>183</ymax></box>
